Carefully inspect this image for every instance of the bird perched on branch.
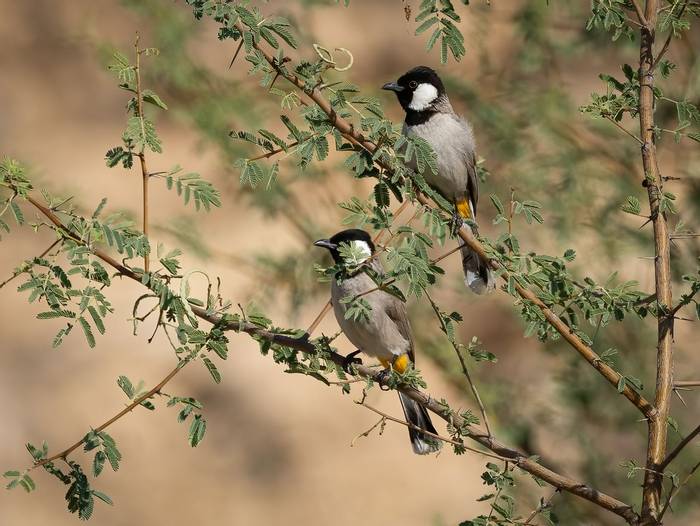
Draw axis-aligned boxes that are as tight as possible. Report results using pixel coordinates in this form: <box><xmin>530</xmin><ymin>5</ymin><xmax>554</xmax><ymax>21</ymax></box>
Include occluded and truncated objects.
<box><xmin>314</xmin><ymin>229</ymin><xmax>442</xmax><ymax>455</ymax></box>
<box><xmin>383</xmin><ymin>66</ymin><xmax>494</xmax><ymax>294</ymax></box>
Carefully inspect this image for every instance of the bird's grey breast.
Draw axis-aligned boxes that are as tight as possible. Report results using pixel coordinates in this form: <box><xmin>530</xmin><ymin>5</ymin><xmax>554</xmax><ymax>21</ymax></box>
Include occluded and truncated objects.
<box><xmin>331</xmin><ymin>271</ymin><xmax>409</xmax><ymax>361</ymax></box>
<box><xmin>403</xmin><ymin>113</ymin><xmax>475</xmax><ymax>199</ymax></box>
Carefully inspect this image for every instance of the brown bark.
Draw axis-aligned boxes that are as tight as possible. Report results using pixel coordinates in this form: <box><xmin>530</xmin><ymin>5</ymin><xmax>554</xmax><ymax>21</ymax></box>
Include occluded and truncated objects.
<box><xmin>637</xmin><ymin>2</ymin><xmax>675</xmax><ymax>523</ymax></box>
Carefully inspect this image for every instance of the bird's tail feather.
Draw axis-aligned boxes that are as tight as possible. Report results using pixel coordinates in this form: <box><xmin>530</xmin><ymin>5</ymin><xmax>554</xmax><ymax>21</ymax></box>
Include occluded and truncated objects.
<box><xmin>398</xmin><ymin>392</ymin><xmax>442</xmax><ymax>455</ymax></box>
<box><xmin>461</xmin><ymin>239</ymin><xmax>495</xmax><ymax>295</ymax></box>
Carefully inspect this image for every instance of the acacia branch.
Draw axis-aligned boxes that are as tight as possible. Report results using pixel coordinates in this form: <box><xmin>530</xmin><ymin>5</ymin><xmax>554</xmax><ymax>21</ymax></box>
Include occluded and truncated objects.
<box><xmin>23</xmin><ymin>192</ymin><xmax>639</xmax><ymax>524</ymax></box>
<box><xmin>637</xmin><ymin>1</ymin><xmax>675</xmax><ymax>522</ymax></box>
<box><xmin>238</xmin><ymin>29</ymin><xmax>655</xmax><ymax>419</ymax></box>
<box><xmin>31</xmin><ymin>360</ymin><xmax>186</xmax><ymax>470</ymax></box>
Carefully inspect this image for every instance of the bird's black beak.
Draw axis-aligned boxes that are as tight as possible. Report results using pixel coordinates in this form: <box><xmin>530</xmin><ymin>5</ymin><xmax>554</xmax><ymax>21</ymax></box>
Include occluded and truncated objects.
<box><xmin>314</xmin><ymin>239</ymin><xmax>337</xmax><ymax>250</ymax></box>
<box><xmin>382</xmin><ymin>82</ymin><xmax>404</xmax><ymax>93</ymax></box>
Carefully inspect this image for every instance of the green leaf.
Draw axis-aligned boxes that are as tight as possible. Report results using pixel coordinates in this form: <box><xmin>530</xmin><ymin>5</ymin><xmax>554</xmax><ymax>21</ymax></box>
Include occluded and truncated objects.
<box><xmin>123</xmin><ymin>116</ymin><xmax>162</xmax><ymax>154</ymax></box>
<box><xmin>87</xmin><ymin>306</ymin><xmax>105</xmax><ymax>335</ymax></box>
<box><xmin>78</xmin><ymin>316</ymin><xmax>96</xmax><ymax>348</ymax></box>
<box><xmin>617</xmin><ymin>376</ymin><xmax>626</xmax><ymax>393</ymax></box>
<box><xmin>621</xmin><ymin>196</ymin><xmax>641</xmax><ymax>215</ymax></box>
<box><xmin>237</xmin><ymin>159</ymin><xmax>265</xmax><ymax>188</ymax></box>
<box><xmin>188</xmin><ymin>414</ymin><xmax>207</xmax><ymax>447</ymax></box>
<box><xmin>93</xmin><ymin>451</ymin><xmax>106</xmax><ymax>477</ymax></box>
<box><xmin>92</xmin><ymin>490</ymin><xmax>113</xmax><ymax>506</ymax></box>
<box><xmin>374</xmin><ymin>182</ymin><xmax>390</xmax><ymax>207</ymax></box>
<box><xmin>37</xmin><ymin>310</ymin><xmax>76</xmax><ymax>319</ymax></box>
<box><xmin>415</xmin><ymin>16</ymin><xmax>439</xmax><ymax>35</ymax></box>
<box><xmin>202</xmin><ymin>357</ymin><xmax>222</xmax><ymax>384</ymax></box>
<box><xmin>142</xmin><ymin>89</ymin><xmax>168</xmax><ymax>110</ymax></box>
<box><xmin>9</xmin><ymin>201</ymin><xmax>24</xmax><ymax>225</ymax></box>
<box><xmin>117</xmin><ymin>375</ymin><xmax>134</xmax><ymax>398</ymax></box>
<box><xmin>490</xmin><ymin>194</ymin><xmax>504</xmax><ymax>215</ymax></box>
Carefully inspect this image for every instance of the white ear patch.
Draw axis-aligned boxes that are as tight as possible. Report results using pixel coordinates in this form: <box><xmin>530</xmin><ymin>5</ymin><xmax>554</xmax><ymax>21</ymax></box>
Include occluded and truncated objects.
<box><xmin>352</xmin><ymin>240</ymin><xmax>372</xmax><ymax>262</ymax></box>
<box><xmin>408</xmin><ymin>83</ymin><xmax>438</xmax><ymax>111</ymax></box>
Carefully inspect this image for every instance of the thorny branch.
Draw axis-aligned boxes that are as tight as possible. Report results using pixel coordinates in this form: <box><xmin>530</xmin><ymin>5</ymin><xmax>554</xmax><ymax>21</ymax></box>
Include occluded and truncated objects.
<box><xmin>22</xmin><ymin>193</ymin><xmax>640</xmax><ymax>524</ymax></box>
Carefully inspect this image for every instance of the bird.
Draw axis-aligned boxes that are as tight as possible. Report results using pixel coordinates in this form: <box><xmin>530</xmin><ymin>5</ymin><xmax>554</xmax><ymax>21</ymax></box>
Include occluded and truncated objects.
<box><xmin>314</xmin><ymin>228</ymin><xmax>442</xmax><ymax>455</ymax></box>
<box><xmin>382</xmin><ymin>66</ymin><xmax>495</xmax><ymax>294</ymax></box>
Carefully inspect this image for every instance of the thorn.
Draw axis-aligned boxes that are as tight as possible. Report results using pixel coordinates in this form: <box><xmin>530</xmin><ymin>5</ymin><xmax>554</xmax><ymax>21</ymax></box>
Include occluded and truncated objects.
<box><xmin>228</xmin><ymin>40</ymin><xmax>244</xmax><ymax>69</ymax></box>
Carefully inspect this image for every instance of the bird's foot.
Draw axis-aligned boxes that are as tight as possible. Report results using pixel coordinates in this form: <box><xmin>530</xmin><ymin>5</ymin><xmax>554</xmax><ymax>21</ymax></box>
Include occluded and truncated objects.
<box><xmin>376</xmin><ymin>369</ymin><xmax>392</xmax><ymax>391</ymax></box>
<box><xmin>342</xmin><ymin>350</ymin><xmax>363</xmax><ymax>374</ymax></box>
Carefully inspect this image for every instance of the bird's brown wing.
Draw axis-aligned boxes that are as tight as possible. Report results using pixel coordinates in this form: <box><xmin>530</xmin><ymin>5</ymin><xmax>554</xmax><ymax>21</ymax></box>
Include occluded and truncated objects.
<box><xmin>385</xmin><ymin>295</ymin><xmax>416</xmax><ymax>364</ymax></box>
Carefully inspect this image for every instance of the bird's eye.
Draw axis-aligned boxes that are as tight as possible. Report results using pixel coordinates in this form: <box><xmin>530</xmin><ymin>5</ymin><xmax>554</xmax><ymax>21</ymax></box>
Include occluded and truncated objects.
<box><xmin>408</xmin><ymin>80</ymin><xmax>418</xmax><ymax>89</ymax></box>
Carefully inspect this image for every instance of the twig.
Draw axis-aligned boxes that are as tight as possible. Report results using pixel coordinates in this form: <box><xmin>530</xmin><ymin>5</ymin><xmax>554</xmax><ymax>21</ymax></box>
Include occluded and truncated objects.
<box><xmin>246</xmin><ymin>141</ymin><xmax>299</xmax><ymax>162</ymax></box>
<box><xmin>358</xmin><ymin>400</ymin><xmax>506</xmax><ymax>461</ymax></box>
<box><xmin>350</xmin><ymin>415</ymin><xmax>385</xmax><ymax>447</ymax></box>
<box><xmin>0</xmin><ymin>238</ymin><xmax>61</xmax><ymax>289</ymax></box>
<box><xmin>660</xmin><ymin>423</ymin><xmax>700</xmax><ymax>470</ymax></box>
<box><xmin>134</xmin><ymin>34</ymin><xmax>150</xmax><ymax>273</ymax></box>
<box><xmin>630</xmin><ymin>0</ymin><xmax>649</xmax><ymax>27</ymax></box>
<box><xmin>651</xmin><ymin>1</ymin><xmax>689</xmax><ymax>71</ymax></box>
<box><xmin>673</xmin><ymin>381</ymin><xmax>700</xmax><ymax>388</ymax></box>
<box><xmin>524</xmin><ymin>488</ymin><xmax>560</xmax><ymax>525</ymax></box>
<box><xmin>31</xmin><ymin>359</ymin><xmax>188</xmax><ymax>470</ymax></box>
<box><xmin>658</xmin><ymin>459</ymin><xmax>700</xmax><ymax>521</ymax></box>
<box><xmin>486</xmin><ymin>461</ymin><xmax>509</xmax><ymax>525</ymax></box>
<box><xmin>424</xmin><ymin>289</ymin><xmax>493</xmax><ymax>438</ymax></box>
<box><xmin>305</xmin><ymin>299</ymin><xmax>332</xmax><ymax>335</ymax></box>
<box><xmin>605</xmin><ymin>115</ymin><xmax>644</xmax><ymax>144</ymax></box>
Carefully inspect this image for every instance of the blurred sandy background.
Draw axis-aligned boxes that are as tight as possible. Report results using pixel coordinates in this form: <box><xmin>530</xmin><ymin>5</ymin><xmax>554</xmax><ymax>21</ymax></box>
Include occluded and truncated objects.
<box><xmin>1</xmin><ymin>2</ymin><xmax>698</xmax><ymax>526</ymax></box>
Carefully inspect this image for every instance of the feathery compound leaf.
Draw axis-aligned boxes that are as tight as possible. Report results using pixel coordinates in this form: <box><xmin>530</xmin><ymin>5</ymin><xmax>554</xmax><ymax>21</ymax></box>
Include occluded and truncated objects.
<box><xmin>236</xmin><ymin>159</ymin><xmax>265</xmax><ymax>188</ymax></box>
<box><xmin>374</xmin><ymin>182</ymin><xmax>390</xmax><ymax>207</ymax></box>
<box><xmin>163</xmin><ymin>167</ymin><xmax>221</xmax><ymax>211</ymax></box>
<box><xmin>91</xmin><ymin>490</ymin><xmax>113</xmax><ymax>506</ymax></box>
<box><xmin>105</xmin><ymin>146</ymin><xmax>134</xmax><ymax>169</ymax></box>
<box><xmin>621</xmin><ymin>196</ymin><xmax>642</xmax><ymax>215</ymax></box>
<box><xmin>202</xmin><ymin>357</ymin><xmax>222</xmax><ymax>384</ymax></box>
<box><xmin>117</xmin><ymin>375</ymin><xmax>135</xmax><ymax>398</ymax></box>
<box><xmin>93</xmin><ymin>451</ymin><xmax>106</xmax><ymax>477</ymax></box>
<box><xmin>37</xmin><ymin>310</ymin><xmax>76</xmax><ymax>319</ymax></box>
<box><xmin>188</xmin><ymin>414</ymin><xmax>207</xmax><ymax>447</ymax></box>
<box><xmin>108</xmin><ymin>51</ymin><xmax>135</xmax><ymax>84</ymax></box>
<box><xmin>78</xmin><ymin>317</ymin><xmax>96</xmax><ymax>348</ymax></box>
<box><xmin>99</xmin><ymin>432</ymin><xmax>121</xmax><ymax>472</ymax></box>
<box><xmin>141</xmin><ymin>89</ymin><xmax>168</xmax><ymax>110</ymax></box>
<box><xmin>123</xmin><ymin>116</ymin><xmax>162</xmax><ymax>154</ymax></box>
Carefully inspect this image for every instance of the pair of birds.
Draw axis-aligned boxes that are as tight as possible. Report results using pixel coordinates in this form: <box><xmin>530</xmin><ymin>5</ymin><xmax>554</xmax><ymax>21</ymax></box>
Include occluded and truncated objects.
<box><xmin>314</xmin><ymin>66</ymin><xmax>493</xmax><ymax>455</ymax></box>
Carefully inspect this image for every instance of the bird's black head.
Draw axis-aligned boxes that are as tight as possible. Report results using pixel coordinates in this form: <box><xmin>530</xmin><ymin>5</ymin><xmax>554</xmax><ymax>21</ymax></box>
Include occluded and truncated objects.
<box><xmin>382</xmin><ymin>66</ymin><xmax>446</xmax><ymax>114</ymax></box>
<box><xmin>314</xmin><ymin>229</ymin><xmax>375</xmax><ymax>265</ymax></box>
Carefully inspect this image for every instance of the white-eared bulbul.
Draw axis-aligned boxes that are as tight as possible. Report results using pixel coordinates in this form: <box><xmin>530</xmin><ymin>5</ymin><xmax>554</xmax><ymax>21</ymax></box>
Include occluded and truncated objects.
<box><xmin>314</xmin><ymin>229</ymin><xmax>442</xmax><ymax>455</ymax></box>
<box><xmin>383</xmin><ymin>66</ymin><xmax>495</xmax><ymax>294</ymax></box>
